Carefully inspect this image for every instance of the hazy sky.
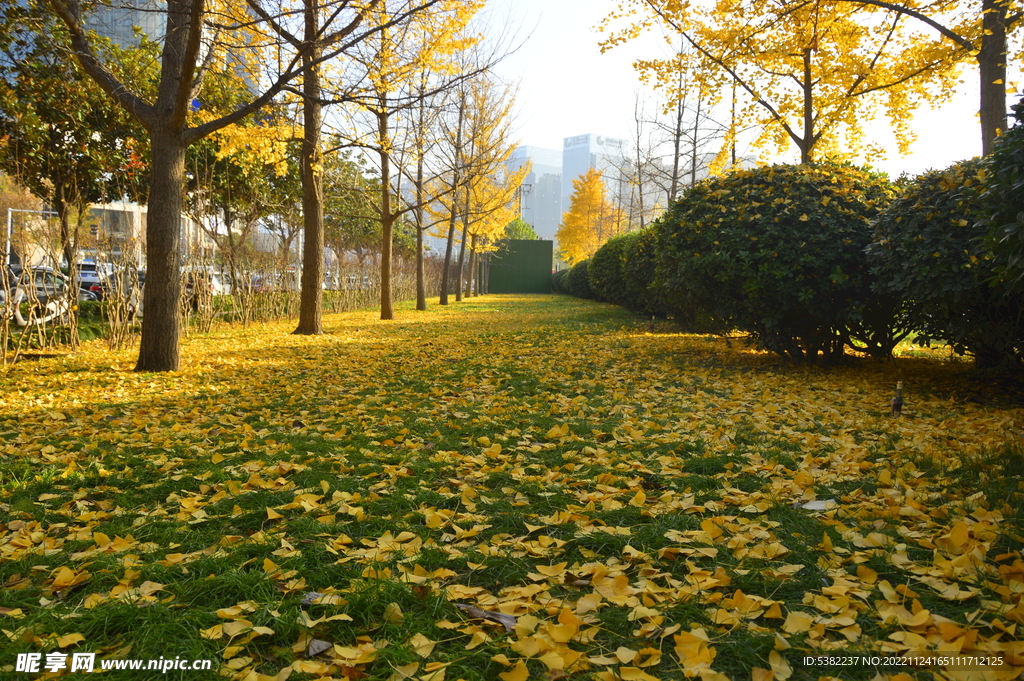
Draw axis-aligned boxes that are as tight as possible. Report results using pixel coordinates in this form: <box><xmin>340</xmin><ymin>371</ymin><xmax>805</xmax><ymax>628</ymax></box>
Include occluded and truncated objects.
<box><xmin>483</xmin><ymin>0</ymin><xmax>987</xmax><ymax>177</ymax></box>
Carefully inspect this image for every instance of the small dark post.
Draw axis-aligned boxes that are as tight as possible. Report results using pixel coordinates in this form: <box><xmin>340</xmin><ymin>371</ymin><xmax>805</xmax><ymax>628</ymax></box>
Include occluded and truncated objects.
<box><xmin>891</xmin><ymin>381</ymin><xmax>904</xmax><ymax>417</ymax></box>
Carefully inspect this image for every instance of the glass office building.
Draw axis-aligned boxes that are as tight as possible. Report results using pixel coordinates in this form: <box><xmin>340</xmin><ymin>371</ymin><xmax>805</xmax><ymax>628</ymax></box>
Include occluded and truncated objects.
<box><xmin>561</xmin><ymin>134</ymin><xmax>627</xmax><ymax>213</ymax></box>
<box><xmin>507</xmin><ymin>146</ymin><xmax>563</xmax><ymax>241</ymax></box>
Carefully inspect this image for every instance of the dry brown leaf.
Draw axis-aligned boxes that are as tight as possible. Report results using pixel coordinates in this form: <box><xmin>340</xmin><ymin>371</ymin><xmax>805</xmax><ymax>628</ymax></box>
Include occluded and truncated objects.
<box><xmin>454</xmin><ymin>603</ymin><xmax>516</xmax><ymax>632</ymax></box>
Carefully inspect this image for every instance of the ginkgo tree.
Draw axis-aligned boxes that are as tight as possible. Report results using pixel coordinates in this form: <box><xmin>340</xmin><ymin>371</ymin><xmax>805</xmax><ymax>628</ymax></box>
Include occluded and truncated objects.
<box><xmin>0</xmin><ymin>4</ymin><xmax>148</xmax><ymax>271</ymax></box>
<box><xmin>244</xmin><ymin>0</ymin><xmax>335</xmax><ymax>337</ymax></box>
<box><xmin>246</xmin><ymin>0</ymin><xmax>436</xmax><ymax>336</ymax></box>
<box><xmin>602</xmin><ymin>0</ymin><xmax>965</xmax><ymax>163</ymax></box>
<box><xmin>42</xmin><ymin>0</ymin><xmax>443</xmax><ymax>371</ymax></box>
<box><xmin>399</xmin><ymin>31</ymin><xmax>516</xmax><ymax>310</ymax></box>
<box><xmin>428</xmin><ymin>70</ymin><xmax>522</xmax><ymax>303</ymax></box>
<box><xmin>452</xmin><ymin>75</ymin><xmax>522</xmax><ymax>301</ymax></box>
<box><xmin>338</xmin><ymin>0</ymin><xmax>486</xmax><ymax>321</ymax></box>
<box><xmin>835</xmin><ymin>0</ymin><xmax>1022</xmax><ymax>154</ymax></box>
<box><xmin>634</xmin><ymin>43</ymin><xmax>735</xmax><ymax>196</ymax></box>
<box><xmin>557</xmin><ymin>168</ymin><xmax>624</xmax><ymax>265</ymax></box>
<box><xmin>186</xmin><ymin>92</ymin><xmax>299</xmax><ymax>317</ymax></box>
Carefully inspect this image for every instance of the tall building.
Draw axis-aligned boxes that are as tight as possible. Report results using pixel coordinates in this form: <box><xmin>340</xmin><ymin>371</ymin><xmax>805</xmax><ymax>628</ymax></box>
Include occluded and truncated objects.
<box><xmin>84</xmin><ymin>0</ymin><xmax>166</xmax><ymax>48</ymax></box>
<box><xmin>507</xmin><ymin>146</ymin><xmax>562</xmax><ymax>241</ymax></box>
<box><xmin>561</xmin><ymin>134</ymin><xmax>627</xmax><ymax>213</ymax></box>
<box><xmin>85</xmin><ymin>1</ymin><xmax>222</xmax><ymax>86</ymax></box>
<box><xmin>86</xmin><ymin>203</ymin><xmax>148</xmax><ymax>267</ymax></box>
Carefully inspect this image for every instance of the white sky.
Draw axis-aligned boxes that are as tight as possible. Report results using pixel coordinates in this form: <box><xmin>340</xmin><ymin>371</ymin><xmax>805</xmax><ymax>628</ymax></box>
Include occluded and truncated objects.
<box><xmin>482</xmin><ymin>0</ymin><xmax>988</xmax><ymax>178</ymax></box>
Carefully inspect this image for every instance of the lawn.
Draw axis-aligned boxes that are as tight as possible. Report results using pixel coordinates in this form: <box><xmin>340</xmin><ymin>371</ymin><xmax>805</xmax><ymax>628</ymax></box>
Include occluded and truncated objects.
<box><xmin>1</xmin><ymin>295</ymin><xmax>1022</xmax><ymax>681</ymax></box>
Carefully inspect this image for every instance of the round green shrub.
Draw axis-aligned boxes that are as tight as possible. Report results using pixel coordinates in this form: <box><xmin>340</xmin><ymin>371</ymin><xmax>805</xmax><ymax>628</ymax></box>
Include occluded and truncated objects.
<box><xmin>656</xmin><ymin>161</ymin><xmax>896</xmax><ymax>362</ymax></box>
<box><xmin>551</xmin><ymin>268</ymin><xmax>569</xmax><ymax>294</ymax></box>
<box><xmin>617</xmin><ymin>228</ymin><xmax>671</xmax><ymax>318</ymax></box>
<box><xmin>565</xmin><ymin>259</ymin><xmax>595</xmax><ymax>300</ymax></box>
<box><xmin>869</xmin><ymin>158</ymin><xmax>1024</xmax><ymax>370</ymax></box>
<box><xmin>588</xmin><ymin>233</ymin><xmax>631</xmax><ymax>306</ymax></box>
<box><xmin>983</xmin><ymin>95</ymin><xmax>1024</xmax><ymax>286</ymax></box>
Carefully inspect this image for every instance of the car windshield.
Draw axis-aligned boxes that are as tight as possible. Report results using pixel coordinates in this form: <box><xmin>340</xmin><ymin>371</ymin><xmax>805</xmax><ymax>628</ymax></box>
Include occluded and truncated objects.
<box><xmin>31</xmin><ymin>270</ymin><xmax>66</xmax><ymax>293</ymax></box>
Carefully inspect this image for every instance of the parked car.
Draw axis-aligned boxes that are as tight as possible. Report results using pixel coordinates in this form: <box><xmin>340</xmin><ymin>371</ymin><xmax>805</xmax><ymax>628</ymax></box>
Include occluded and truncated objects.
<box><xmin>85</xmin><ymin>266</ymin><xmax>141</xmax><ymax>300</ymax></box>
<box><xmin>85</xmin><ymin>267</ymin><xmax>143</xmax><ymax>318</ymax></box>
<box><xmin>211</xmin><ymin>272</ymin><xmax>232</xmax><ymax>296</ymax></box>
<box><xmin>1</xmin><ymin>265</ymin><xmax>97</xmax><ymax>326</ymax></box>
<box><xmin>242</xmin><ymin>273</ymin><xmax>274</xmax><ymax>293</ymax></box>
<box><xmin>343</xmin><ymin>275</ymin><xmax>373</xmax><ymax>290</ymax></box>
<box><xmin>183</xmin><ymin>269</ymin><xmax>232</xmax><ymax>297</ymax></box>
<box><xmin>73</xmin><ymin>261</ymin><xmax>116</xmax><ymax>293</ymax></box>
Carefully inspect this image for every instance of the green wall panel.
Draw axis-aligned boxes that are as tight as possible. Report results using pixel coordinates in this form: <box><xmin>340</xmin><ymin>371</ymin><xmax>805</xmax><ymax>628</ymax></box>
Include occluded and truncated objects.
<box><xmin>487</xmin><ymin>240</ymin><xmax>553</xmax><ymax>294</ymax></box>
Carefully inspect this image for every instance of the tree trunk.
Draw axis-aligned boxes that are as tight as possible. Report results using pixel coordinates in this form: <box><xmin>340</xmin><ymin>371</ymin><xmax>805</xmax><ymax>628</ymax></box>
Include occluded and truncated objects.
<box><xmin>135</xmin><ymin>127</ymin><xmax>185</xmax><ymax>371</ymax></box>
<box><xmin>380</xmin><ymin>214</ymin><xmax>394</xmax><ymax>320</ymax></box>
<box><xmin>690</xmin><ymin>95</ymin><xmax>700</xmax><ymax>186</ymax></box>
<box><xmin>413</xmin><ymin>71</ymin><xmax>428</xmax><ymax>312</ymax></box>
<box><xmin>455</xmin><ymin>214</ymin><xmax>468</xmax><ymax>302</ymax></box>
<box><xmin>415</xmin><ymin>216</ymin><xmax>426</xmax><ymax>310</ymax></box>
<box><xmin>672</xmin><ymin>78</ymin><xmax>684</xmax><ymax>200</ymax></box>
<box><xmin>633</xmin><ymin>101</ymin><xmax>646</xmax><ymax>229</ymax></box>
<box><xmin>378</xmin><ymin>111</ymin><xmax>394</xmax><ymax>320</ymax></box>
<box><xmin>979</xmin><ymin>0</ymin><xmax>1010</xmax><ymax>155</ymax></box>
<box><xmin>294</xmin><ymin>0</ymin><xmax>324</xmax><ymax>335</ymax></box>
<box><xmin>481</xmin><ymin>253</ymin><xmax>489</xmax><ymax>294</ymax></box>
<box><xmin>440</xmin><ymin>92</ymin><xmax>465</xmax><ymax>306</ymax></box>
<box><xmin>415</xmin><ymin>151</ymin><xmax>427</xmax><ymax>311</ymax></box>
<box><xmin>440</xmin><ymin>207</ymin><xmax>457</xmax><ymax>305</ymax></box>
<box><xmin>730</xmin><ymin>83</ymin><xmax>737</xmax><ymax>167</ymax></box>
<box><xmin>54</xmin><ymin>188</ymin><xmax>75</xmax><ymax>272</ymax></box>
<box><xmin>800</xmin><ymin>48</ymin><xmax>814</xmax><ymax>164</ymax></box>
<box><xmin>466</xmin><ymin>235</ymin><xmax>477</xmax><ymax>298</ymax></box>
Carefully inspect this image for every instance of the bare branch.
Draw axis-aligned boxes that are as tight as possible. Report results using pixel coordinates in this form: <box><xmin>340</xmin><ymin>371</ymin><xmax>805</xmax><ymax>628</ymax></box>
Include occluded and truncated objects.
<box><xmin>45</xmin><ymin>0</ymin><xmax>155</xmax><ymax>127</ymax></box>
<box><xmin>640</xmin><ymin>1</ymin><xmax>804</xmax><ymax>149</ymax></box>
<box><xmin>833</xmin><ymin>0</ymin><xmax>974</xmax><ymax>51</ymax></box>
<box><xmin>169</xmin><ymin>0</ymin><xmax>209</xmax><ymax>128</ymax></box>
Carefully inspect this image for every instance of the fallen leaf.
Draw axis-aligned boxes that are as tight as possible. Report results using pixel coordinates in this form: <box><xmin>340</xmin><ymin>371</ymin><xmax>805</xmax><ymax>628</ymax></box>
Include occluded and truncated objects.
<box><xmin>455</xmin><ymin>604</ymin><xmax>516</xmax><ymax>632</ymax></box>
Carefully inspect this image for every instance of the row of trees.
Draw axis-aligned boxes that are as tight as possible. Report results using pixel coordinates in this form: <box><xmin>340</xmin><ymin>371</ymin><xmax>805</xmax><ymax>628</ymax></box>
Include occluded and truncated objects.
<box><xmin>0</xmin><ymin>0</ymin><xmax>525</xmax><ymax>372</ymax></box>
<box><xmin>558</xmin><ymin>97</ymin><xmax>1024</xmax><ymax>370</ymax></box>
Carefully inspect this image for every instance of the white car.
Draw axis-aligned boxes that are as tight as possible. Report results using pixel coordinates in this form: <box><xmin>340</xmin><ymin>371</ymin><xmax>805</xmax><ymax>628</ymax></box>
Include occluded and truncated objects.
<box><xmin>183</xmin><ymin>270</ymin><xmax>232</xmax><ymax>297</ymax></box>
<box><xmin>1</xmin><ymin>267</ymin><xmax>97</xmax><ymax>326</ymax></box>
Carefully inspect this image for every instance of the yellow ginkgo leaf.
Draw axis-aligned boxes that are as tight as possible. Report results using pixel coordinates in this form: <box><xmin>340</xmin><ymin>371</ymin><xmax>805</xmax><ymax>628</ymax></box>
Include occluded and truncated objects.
<box><xmin>497</xmin><ymin>660</ymin><xmax>529</xmax><ymax>681</ymax></box>
<box><xmin>409</xmin><ymin>633</ymin><xmax>436</xmax><ymax>657</ymax></box>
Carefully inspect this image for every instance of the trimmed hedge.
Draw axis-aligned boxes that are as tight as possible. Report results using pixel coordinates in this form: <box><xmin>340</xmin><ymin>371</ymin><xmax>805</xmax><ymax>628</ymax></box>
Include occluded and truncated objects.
<box><xmin>655</xmin><ymin>162</ymin><xmax>896</xmax><ymax>362</ymax></box>
<box><xmin>551</xmin><ymin>268</ymin><xmax>569</xmax><ymax>294</ymax></box>
<box><xmin>560</xmin><ymin>229</ymin><xmax>672</xmax><ymax>318</ymax></box>
<box><xmin>984</xmin><ymin>96</ymin><xmax>1024</xmax><ymax>287</ymax></box>
<box><xmin>587</xmin><ymin>233</ymin><xmax>631</xmax><ymax>307</ymax></box>
<box><xmin>869</xmin><ymin>158</ymin><xmax>1024</xmax><ymax>369</ymax></box>
<box><xmin>618</xmin><ymin>228</ymin><xmax>672</xmax><ymax>318</ymax></box>
<box><xmin>553</xmin><ymin>153</ymin><xmax>1024</xmax><ymax>371</ymax></box>
<box><xmin>565</xmin><ymin>259</ymin><xmax>596</xmax><ymax>300</ymax></box>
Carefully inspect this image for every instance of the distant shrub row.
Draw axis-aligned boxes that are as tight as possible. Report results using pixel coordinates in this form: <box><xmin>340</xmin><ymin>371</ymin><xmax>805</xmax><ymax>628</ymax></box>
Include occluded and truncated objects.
<box><xmin>555</xmin><ymin>98</ymin><xmax>1024</xmax><ymax>369</ymax></box>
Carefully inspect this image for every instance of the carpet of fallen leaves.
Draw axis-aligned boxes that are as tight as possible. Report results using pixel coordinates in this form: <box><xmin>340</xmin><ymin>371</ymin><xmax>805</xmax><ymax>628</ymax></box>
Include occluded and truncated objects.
<box><xmin>2</xmin><ymin>295</ymin><xmax>1024</xmax><ymax>681</ymax></box>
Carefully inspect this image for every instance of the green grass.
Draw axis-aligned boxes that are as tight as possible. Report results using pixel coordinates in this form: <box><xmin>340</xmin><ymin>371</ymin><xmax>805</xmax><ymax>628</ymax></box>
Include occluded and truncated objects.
<box><xmin>1</xmin><ymin>294</ymin><xmax>1021</xmax><ymax>680</ymax></box>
